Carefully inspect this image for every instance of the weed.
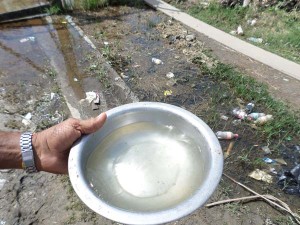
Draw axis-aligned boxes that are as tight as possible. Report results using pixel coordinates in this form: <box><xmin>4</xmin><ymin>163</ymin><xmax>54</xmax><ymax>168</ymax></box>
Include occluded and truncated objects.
<box><xmin>81</xmin><ymin>0</ymin><xmax>108</xmax><ymax>10</ymax></box>
<box><xmin>45</xmin><ymin>4</ymin><xmax>61</xmax><ymax>15</ymax></box>
<box><xmin>194</xmin><ymin>59</ymin><xmax>300</xmax><ymax>143</ymax></box>
<box><xmin>274</xmin><ymin>215</ymin><xmax>297</xmax><ymax>225</ymax></box>
<box><xmin>45</xmin><ymin>68</ymin><xmax>57</xmax><ymax>78</ymax></box>
<box><xmin>186</xmin><ymin>1</ymin><xmax>300</xmax><ymax>63</ymax></box>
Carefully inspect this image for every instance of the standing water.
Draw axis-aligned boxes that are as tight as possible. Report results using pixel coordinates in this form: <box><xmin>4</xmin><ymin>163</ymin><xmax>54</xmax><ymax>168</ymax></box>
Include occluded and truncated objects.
<box><xmin>86</xmin><ymin>122</ymin><xmax>204</xmax><ymax>212</ymax></box>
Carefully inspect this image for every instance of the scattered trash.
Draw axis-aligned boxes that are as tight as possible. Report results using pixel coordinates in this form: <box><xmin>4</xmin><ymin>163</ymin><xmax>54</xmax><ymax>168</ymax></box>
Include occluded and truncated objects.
<box><xmin>283</xmin><ymin>78</ymin><xmax>289</xmax><ymax>82</ymax></box>
<box><xmin>274</xmin><ymin>158</ymin><xmax>287</xmax><ymax>166</ymax></box>
<box><xmin>61</xmin><ymin>21</ymin><xmax>67</xmax><ymax>24</ymax></box>
<box><xmin>85</xmin><ymin>91</ymin><xmax>97</xmax><ymax>104</ymax></box>
<box><xmin>229</xmin><ymin>30</ymin><xmax>237</xmax><ymax>35</ymax></box>
<box><xmin>220</xmin><ymin>115</ymin><xmax>229</xmax><ymax>121</ymax></box>
<box><xmin>185</xmin><ymin>34</ymin><xmax>196</xmax><ymax>42</ymax></box>
<box><xmin>224</xmin><ymin>141</ymin><xmax>235</xmax><ymax>159</ymax></box>
<box><xmin>152</xmin><ymin>58</ymin><xmax>163</xmax><ymax>65</ymax></box>
<box><xmin>81</xmin><ymin>91</ymin><xmax>101</xmax><ymax>110</ymax></box>
<box><xmin>132</xmin><ymin>64</ymin><xmax>140</xmax><ymax>68</ymax></box>
<box><xmin>20</xmin><ymin>36</ymin><xmax>35</xmax><ymax>43</ymax></box>
<box><xmin>278</xmin><ymin>164</ymin><xmax>300</xmax><ymax>195</ymax></box>
<box><xmin>247</xmin><ymin>37</ymin><xmax>263</xmax><ymax>43</ymax></box>
<box><xmin>166</xmin><ymin>72</ymin><xmax>175</xmax><ymax>78</ymax></box>
<box><xmin>74</xmin><ymin>78</ymin><xmax>78</xmax><ymax>82</ymax></box>
<box><xmin>216</xmin><ymin>131</ymin><xmax>238</xmax><ymax>140</ymax></box>
<box><xmin>254</xmin><ymin>115</ymin><xmax>273</xmax><ymax>125</ymax></box>
<box><xmin>247</xmin><ymin>19</ymin><xmax>257</xmax><ymax>26</ymax></box>
<box><xmin>237</xmin><ymin>25</ymin><xmax>244</xmax><ymax>35</ymax></box>
<box><xmin>50</xmin><ymin>92</ymin><xmax>56</xmax><ymax>100</ymax></box>
<box><xmin>249</xmin><ymin>169</ymin><xmax>273</xmax><ymax>183</ymax></box>
<box><xmin>269</xmin><ymin>168</ymin><xmax>277</xmax><ymax>174</ymax></box>
<box><xmin>232</xmin><ymin>119</ymin><xmax>242</xmax><ymax>125</ymax></box>
<box><xmin>22</xmin><ymin>113</ymin><xmax>32</xmax><ymax>126</ymax></box>
<box><xmin>114</xmin><ymin>77</ymin><xmax>120</xmax><ymax>81</ymax></box>
<box><xmin>262</xmin><ymin>146</ymin><xmax>272</xmax><ymax>154</ymax></box>
<box><xmin>103</xmin><ymin>41</ymin><xmax>109</xmax><ymax>45</ymax></box>
<box><xmin>164</xmin><ymin>90</ymin><xmax>172</xmax><ymax>96</ymax></box>
<box><xmin>232</xmin><ymin>108</ymin><xmax>247</xmax><ymax>119</ymax></box>
<box><xmin>243</xmin><ymin>0</ymin><xmax>251</xmax><ymax>7</ymax></box>
<box><xmin>120</xmin><ymin>73</ymin><xmax>129</xmax><ymax>79</ymax></box>
<box><xmin>263</xmin><ymin>157</ymin><xmax>276</xmax><ymax>164</ymax></box>
<box><xmin>247</xmin><ymin>113</ymin><xmax>266</xmax><ymax>120</ymax></box>
<box><xmin>245</xmin><ymin>102</ymin><xmax>254</xmax><ymax>113</ymax></box>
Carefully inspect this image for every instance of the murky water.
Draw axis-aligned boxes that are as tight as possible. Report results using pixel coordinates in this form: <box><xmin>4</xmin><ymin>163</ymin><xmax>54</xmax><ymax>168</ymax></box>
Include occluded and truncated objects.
<box><xmin>86</xmin><ymin>122</ymin><xmax>204</xmax><ymax>212</ymax></box>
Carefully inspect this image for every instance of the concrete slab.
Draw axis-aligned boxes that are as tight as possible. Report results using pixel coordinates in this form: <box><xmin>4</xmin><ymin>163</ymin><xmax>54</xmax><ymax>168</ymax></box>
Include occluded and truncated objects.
<box><xmin>0</xmin><ymin>0</ymin><xmax>50</xmax><ymax>22</ymax></box>
<box><xmin>144</xmin><ymin>0</ymin><xmax>300</xmax><ymax>81</ymax></box>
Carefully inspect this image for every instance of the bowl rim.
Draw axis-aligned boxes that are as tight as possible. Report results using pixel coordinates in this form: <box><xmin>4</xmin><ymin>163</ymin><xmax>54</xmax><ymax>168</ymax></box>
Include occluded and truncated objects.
<box><xmin>68</xmin><ymin>102</ymin><xmax>223</xmax><ymax>225</ymax></box>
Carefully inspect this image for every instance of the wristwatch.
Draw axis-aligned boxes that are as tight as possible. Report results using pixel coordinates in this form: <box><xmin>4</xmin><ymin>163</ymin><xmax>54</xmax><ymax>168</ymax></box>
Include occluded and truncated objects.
<box><xmin>20</xmin><ymin>132</ymin><xmax>37</xmax><ymax>173</ymax></box>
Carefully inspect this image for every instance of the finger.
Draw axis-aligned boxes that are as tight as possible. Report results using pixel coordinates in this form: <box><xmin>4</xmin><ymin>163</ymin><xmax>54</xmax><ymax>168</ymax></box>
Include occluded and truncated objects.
<box><xmin>77</xmin><ymin>112</ymin><xmax>107</xmax><ymax>134</ymax></box>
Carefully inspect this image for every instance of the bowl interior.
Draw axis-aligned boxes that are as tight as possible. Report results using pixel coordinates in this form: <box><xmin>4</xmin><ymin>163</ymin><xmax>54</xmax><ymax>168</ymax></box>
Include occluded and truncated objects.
<box><xmin>69</xmin><ymin>103</ymin><xmax>223</xmax><ymax>224</ymax></box>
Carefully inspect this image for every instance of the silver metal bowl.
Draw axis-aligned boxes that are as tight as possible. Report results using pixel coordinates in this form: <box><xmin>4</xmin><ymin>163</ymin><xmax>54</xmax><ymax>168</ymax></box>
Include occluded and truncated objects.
<box><xmin>68</xmin><ymin>102</ymin><xmax>223</xmax><ymax>225</ymax></box>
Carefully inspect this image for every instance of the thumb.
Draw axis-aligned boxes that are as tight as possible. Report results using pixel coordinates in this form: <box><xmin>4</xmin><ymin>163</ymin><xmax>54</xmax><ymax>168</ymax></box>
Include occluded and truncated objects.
<box><xmin>78</xmin><ymin>112</ymin><xmax>107</xmax><ymax>134</ymax></box>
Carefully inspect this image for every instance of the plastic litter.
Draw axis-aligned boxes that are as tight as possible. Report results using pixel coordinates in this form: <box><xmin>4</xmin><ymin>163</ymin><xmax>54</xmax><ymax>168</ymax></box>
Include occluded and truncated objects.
<box><xmin>254</xmin><ymin>115</ymin><xmax>273</xmax><ymax>125</ymax></box>
<box><xmin>103</xmin><ymin>41</ymin><xmax>109</xmax><ymax>45</ymax></box>
<box><xmin>243</xmin><ymin>0</ymin><xmax>251</xmax><ymax>7</ymax></box>
<box><xmin>185</xmin><ymin>34</ymin><xmax>196</xmax><ymax>42</ymax></box>
<box><xmin>120</xmin><ymin>73</ymin><xmax>129</xmax><ymax>79</ymax></box>
<box><xmin>229</xmin><ymin>30</ymin><xmax>237</xmax><ymax>35</ymax></box>
<box><xmin>249</xmin><ymin>169</ymin><xmax>273</xmax><ymax>183</ymax></box>
<box><xmin>232</xmin><ymin>108</ymin><xmax>247</xmax><ymax>120</ymax></box>
<box><xmin>166</xmin><ymin>72</ymin><xmax>175</xmax><ymax>79</ymax></box>
<box><xmin>216</xmin><ymin>131</ymin><xmax>238</xmax><ymax>140</ymax></box>
<box><xmin>22</xmin><ymin>113</ymin><xmax>32</xmax><ymax>126</ymax></box>
<box><xmin>152</xmin><ymin>58</ymin><xmax>163</xmax><ymax>65</ymax></box>
<box><xmin>247</xmin><ymin>113</ymin><xmax>266</xmax><ymax>120</ymax></box>
<box><xmin>247</xmin><ymin>19</ymin><xmax>257</xmax><ymax>26</ymax></box>
<box><xmin>74</xmin><ymin>78</ymin><xmax>78</xmax><ymax>82</ymax></box>
<box><xmin>262</xmin><ymin>146</ymin><xmax>272</xmax><ymax>154</ymax></box>
<box><xmin>0</xmin><ymin>179</ymin><xmax>6</xmax><ymax>190</ymax></box>
<box><xmin>247</xmin><ymin>37</ymin><xmax>263</xmax><ymax>43</ymax></box>
<box><xmin>278</xmin><ymin>164</ymin><xmax>300</xmax><ymax>195</ymax></box>
<box><xmin>20</xmin><ymin>36</ymin><xmax>35</xmax><ymax>43</ymax></box>
<box><xmin>85</xmin><ymin>91</ymin><xmax>97</xmax><ymax>103</ymax></box>
<box><xmin>220</xmin><ymin>115</ymin><xmax>229</xmax><ymax>121</ymax></box>
<box><xmin>263</xmin><ymin>157</ymin><xmax>276</xmax><ymax>164</ymax></box>
<box><xmin>274</xmin><ymin>158</ymin><xmax>287</xmax><ymax>166</ymax></box>
<box><xmin>164</xmin><ymin>90</ymin><xmax>172</xmax><ymax>96</ymax></box>
<box><xmin>237</xmin><ymin>25</ymin><xmax>244</xmax><ymax>35</ymax></box>
<box><xmin>245</xmin><ymin>102</ymin><xmax>254</xmax><ymax>113</ymax></box>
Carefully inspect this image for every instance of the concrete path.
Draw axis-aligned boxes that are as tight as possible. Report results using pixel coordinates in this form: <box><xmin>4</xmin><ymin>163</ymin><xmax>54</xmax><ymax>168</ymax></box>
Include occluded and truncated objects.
<box><xmin>0</xmin><ymin>0</ymin><xmax>49</xmax><ymax>14</ymax></box>
<box><xmin>144</xmin><ymin>0</ymin><xmax>300</xmax><ymax>81</ymax></box>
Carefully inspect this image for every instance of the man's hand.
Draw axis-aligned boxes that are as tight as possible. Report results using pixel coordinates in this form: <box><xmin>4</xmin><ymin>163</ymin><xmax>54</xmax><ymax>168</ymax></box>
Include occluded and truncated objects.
<box><xmin>32</xmin><ymin>113</ymin><xmax>107</xmax><ymax>174</ymax></box>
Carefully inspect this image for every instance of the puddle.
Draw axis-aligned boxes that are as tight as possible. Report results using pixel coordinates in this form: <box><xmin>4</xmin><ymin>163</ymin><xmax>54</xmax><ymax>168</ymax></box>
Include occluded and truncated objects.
<box><xmin>0</xmin><ymin>17</ymin><xmax>87</xmax><ymax>100</ymax></box>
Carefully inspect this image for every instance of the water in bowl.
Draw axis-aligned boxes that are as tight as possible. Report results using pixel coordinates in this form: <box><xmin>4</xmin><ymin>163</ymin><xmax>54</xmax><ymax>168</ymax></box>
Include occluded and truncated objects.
<box><xmin>86</xmin><ymin>121</ymin><xmax>204</xmax><ymax>212</ymax></box>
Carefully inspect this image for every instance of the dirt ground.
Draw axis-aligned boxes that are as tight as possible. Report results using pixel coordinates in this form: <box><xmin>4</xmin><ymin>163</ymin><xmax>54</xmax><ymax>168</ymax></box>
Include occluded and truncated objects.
<box><xmin>0</xmin><ymin>2</ymin><xmax>299</xmax><ymax>225</ymax></box>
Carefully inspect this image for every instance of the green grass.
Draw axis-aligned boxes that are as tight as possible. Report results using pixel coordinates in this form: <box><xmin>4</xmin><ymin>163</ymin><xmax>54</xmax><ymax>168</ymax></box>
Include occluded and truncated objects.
<box><xmin>193</xmin><ymin>58</ymin><xmax>300</xmax><ymax>143</ymax></box>
<box><xmin>186</xmin><ymin>1</ymin><xmax>300</xmax><ymax>63</ymax></box>
<box><xmin>45</xmin><ymin>4</ymin><xmax>61</xmax><ymax>15</ymax></box>
<box><xmin>81</xmin><ymin>0</ymin><xmax>108</xmax><ymax>10</ymax></box>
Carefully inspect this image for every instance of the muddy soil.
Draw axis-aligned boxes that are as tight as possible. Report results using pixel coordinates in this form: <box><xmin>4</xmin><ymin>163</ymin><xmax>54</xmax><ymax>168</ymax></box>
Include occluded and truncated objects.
<box><xmin>73</xmin><ymin>3</ymin><xmax>300</xmax><ymax>224</ymax></box>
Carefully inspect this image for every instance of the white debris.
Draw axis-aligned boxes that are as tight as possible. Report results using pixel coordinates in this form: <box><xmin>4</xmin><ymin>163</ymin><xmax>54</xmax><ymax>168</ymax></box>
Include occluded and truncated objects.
<box><xmin>85</xmin><ymin>91</ymin><xmax>97</xmax><ymax>103</ymax></box>
<box><xmin>22</xmin><ymin>113</ymin><xmax>32</xmax><ymax>126</ymax></box>
<box><xmin>283</xmin><ymin>78</ymin><xmax>289</xmax><ymax>82</ymax></box>
<box><xmin>74</xmin><ymin>78</ymin><xmax>78</xmax><ymax>82</ymax></box>
<box><xmin>237</xmin><ymin>25</ymin><xmax>244</xmax><ymax>35</ymax></box>
<box><xmin>243</xmin><ymin>0</ymin><xmax>251</xmax><ymax>7</ymax></box>
<box><xmin>20</xmin><ymin>37</ymin><xmax>35</xmax><ymax>43</ymax></box>
<box><xmin>115</xmin><ymin>77</ymin><xmax>120</xmax><ymax>81</ymax></box>
<box><xmin>152</xmin><ymin>58</ymin><xmax>163</xmax><ymax>65</ymax></box>
<box><xmin>247</xmin><ymin>19</ymin><xmax>257</xmax><ymax>26</ymax></box>
<box><xmin>185</xmin><ymin>34</ymin><xmax>196</xmax><ymax>42</ymax></box>
<box><xmin>50</xmin><ymin>92</ymin><xmax>56</xmax><ymax>100</ymax></box>
<box><xmin>166</xmin><ymin>72</ymin><xmax>175</xmax><ymax>78</ymax></box>
<box><xmin>120</xmin><ymin>73</ymin><xmax>129</xmax><ymax>79</ymax></box>
<box><xmin>247</xmin><ymin>37</ymin><xmax>263</xmax><ymax>43</ymax></box>
<box><xmin>229</xmin><ymin>30</ymin><xmax>237</xmax><ymax>35</ymax></box>
<box><xmin>0</xmin><ymin>179</ymin><xmax>6</xmax><ymax>190</ymax></box>
<box><xmin>104</xmin><ymin>41</ymin><xmax>109</xmax><ymax>45</ymax></box>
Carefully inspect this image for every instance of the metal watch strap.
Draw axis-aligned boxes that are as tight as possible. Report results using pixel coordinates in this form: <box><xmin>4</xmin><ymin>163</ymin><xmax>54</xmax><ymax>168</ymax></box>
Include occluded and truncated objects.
<box><xmin>20</xmin><ymin>132</ymin><xmax>37</xmax><ymax>173</ymax></box>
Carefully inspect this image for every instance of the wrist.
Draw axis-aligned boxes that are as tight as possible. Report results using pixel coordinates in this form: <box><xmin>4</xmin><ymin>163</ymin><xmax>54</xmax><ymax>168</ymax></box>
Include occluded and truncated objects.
<box><xmin>31</xmin><ymin>132</ymin><xmax>43</xmax><ymax>172</ymax></box>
